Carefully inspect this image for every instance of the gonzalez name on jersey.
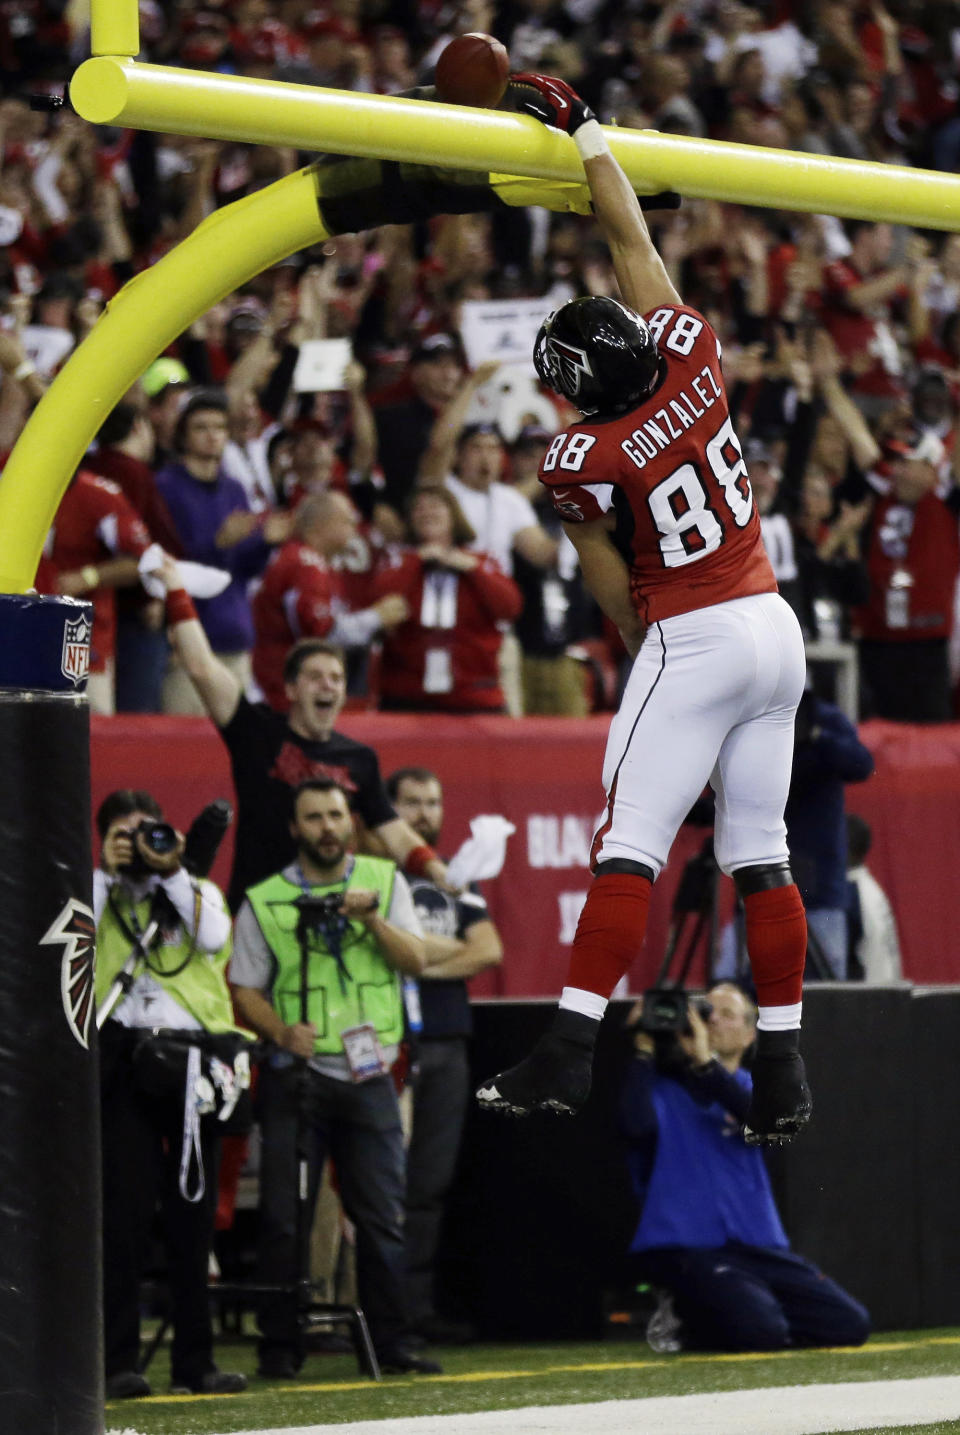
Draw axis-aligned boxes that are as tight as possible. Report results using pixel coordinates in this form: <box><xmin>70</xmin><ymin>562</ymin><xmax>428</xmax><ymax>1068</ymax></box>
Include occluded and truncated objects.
<box><xmin>538</xmin><ymin>304</ymin><xmax>777</xmax><ymax>626</ymax></box>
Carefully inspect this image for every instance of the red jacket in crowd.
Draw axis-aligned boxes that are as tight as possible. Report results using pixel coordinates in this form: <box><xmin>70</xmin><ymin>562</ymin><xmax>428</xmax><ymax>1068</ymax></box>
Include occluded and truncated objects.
<box><xmin>820</xmin><ymin>258</ymin><xmax>907</xmax><ymax>400</ymax></box>
<box><xmin>252</xmin><ymin>539</ymin><xmax>346</xmax><ymax>708</ymax></box>
<box><xmin>855</xmin><ymin>490</ymin><xmax>960</xmax><ymax>642</ymax></box>
<box><xmin>85</xmin><ymin>446</ymin><xmax>183</xmax><ymax>555</ymax></box>
<box><xmin>372</xmin><ymin>548</ymin><xmax>522</xmax><ymax>712</ymax></box>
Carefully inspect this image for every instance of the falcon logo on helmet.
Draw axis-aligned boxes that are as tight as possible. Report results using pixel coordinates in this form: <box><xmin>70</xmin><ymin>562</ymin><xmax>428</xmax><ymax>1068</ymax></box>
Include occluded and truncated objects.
<box><xmin>534</xmin><ymin>296</ymin><xmax>662</xmax><ymax>417</ymax></box>
<box><xmin>545</xmin><ymin>338</ymin><xmax>594</xmax><ymax>398</ymax></box>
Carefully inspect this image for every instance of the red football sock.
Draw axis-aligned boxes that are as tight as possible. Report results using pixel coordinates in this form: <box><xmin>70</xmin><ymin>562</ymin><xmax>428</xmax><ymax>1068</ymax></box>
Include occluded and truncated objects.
<box><xmin>566</xmin><ymin>872</ymin><xmax>652</xmax><ymax>998</ymax></box>
<box><xmin>743</xmin><ymin>884</ymin><xmax>807</xmax><ymax>1009</ymax></box>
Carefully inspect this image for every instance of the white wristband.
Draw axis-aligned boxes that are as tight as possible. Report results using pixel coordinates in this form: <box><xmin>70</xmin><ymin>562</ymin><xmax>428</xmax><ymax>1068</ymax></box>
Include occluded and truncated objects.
<box><xmin>12</xmin><ymin>359</ymin><xmax>36</xmax><ymax>382</ymax></box>
<box><xmin>574</xmin><ymin>119</ymin><xmax>610</xmax><ymax>162</ymax></box>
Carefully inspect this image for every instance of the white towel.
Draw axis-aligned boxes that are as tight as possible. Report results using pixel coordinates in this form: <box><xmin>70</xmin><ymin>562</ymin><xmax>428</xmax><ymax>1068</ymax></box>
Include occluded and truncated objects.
<box><xmin>446</xmin><ymin>815</ymin><xmax>516</xmax><ymax>886</ymax></box>
<box><xmin>139</xmin><ymin>542</ymin><xmax>231</xmax><ymax>600</ymax></box>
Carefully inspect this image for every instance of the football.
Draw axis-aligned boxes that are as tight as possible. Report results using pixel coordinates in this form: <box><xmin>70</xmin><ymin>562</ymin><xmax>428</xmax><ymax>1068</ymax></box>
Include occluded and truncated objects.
<box><xmin>434</xmin><ymin>33</ymin><xmax>510</xmax><ymax>109</ymax></box>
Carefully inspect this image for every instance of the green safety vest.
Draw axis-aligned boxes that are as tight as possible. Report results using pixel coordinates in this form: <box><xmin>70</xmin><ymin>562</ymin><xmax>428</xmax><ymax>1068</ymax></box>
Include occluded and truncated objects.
<box><xmin>245</xmin><ymin>856</ymin><xmax>404</xmax><ymax>1055</ymax></box>
<box><xmin>95</xmin><ymin>882</ymin><xmax>242</xmax><ymax>1035</ymax></box>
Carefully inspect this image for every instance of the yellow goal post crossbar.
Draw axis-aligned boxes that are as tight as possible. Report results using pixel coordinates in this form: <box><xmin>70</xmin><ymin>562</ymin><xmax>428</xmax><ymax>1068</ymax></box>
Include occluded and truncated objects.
<box><xmin>70</xmin><ymin>56</ymin><xmax>960</xmax><ymax>232</ymax></box>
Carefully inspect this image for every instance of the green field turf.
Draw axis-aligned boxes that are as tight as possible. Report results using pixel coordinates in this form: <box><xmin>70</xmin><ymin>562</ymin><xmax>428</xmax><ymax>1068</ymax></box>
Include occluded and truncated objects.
<box><xmin>825</xmin><ymin>1427</ymin><xmax>960</xmax><ymax>1435</ymax></box>
<box><xmin>104</xmin><ymin>1328</ymin><xmax>960</xmax><ymax>1435</ymax></box>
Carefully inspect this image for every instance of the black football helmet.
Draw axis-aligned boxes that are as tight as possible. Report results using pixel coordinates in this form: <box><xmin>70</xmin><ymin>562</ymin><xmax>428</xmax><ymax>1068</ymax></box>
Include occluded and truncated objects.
<box><xmin>530</xmin><ymin>295</ymin><xmax>660</xmax><ymax>416</ymax></box>
<box><xmin>533</xmin><ymin>297</ymin><xmax>661</xmax><ymax>417</ymax></box>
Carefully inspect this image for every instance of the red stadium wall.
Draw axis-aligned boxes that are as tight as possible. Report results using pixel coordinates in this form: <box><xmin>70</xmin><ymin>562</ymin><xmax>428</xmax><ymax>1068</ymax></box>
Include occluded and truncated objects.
<box><xmin>90</xmin><ymin>715</ymin><xmax>960</xmax><ymax>991</ymax></box>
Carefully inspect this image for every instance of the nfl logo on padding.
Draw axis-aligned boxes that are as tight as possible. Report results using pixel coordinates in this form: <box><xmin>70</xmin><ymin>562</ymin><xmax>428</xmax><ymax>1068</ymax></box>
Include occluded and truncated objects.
<box><xmin>61</xmin><ymin>610</ymin><xmax>91</xmax><ymax>686</ymax></box>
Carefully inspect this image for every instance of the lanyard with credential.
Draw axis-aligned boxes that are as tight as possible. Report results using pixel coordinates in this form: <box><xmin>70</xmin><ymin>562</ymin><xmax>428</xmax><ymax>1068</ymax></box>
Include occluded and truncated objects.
<box><xmin>179</xmin><ymin>1044</ymin><xmax>206</xmax><ymax>1204</ymax></box>
<box><xmin>97</xmin><ymin>888</ymin><xmax>162</xmax><ymax>1028</ymax></box>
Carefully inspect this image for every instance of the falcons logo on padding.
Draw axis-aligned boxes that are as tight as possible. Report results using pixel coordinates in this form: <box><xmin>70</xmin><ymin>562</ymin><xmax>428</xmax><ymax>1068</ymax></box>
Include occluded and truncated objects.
<box><xmin>548</xmin><ymin>338</ymin><xmax>594</xmax><ymax>396</ymax></box>
<box><xmin>40</xmin><ymin>898</ymin><xmax>97</xmax><ymax>1050</ymax></box>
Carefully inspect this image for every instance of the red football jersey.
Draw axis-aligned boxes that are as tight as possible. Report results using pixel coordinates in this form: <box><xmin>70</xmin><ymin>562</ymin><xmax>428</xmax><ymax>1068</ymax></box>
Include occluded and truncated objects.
<box><xmin>373</xmin><ymin>548</ymin><xmax>522</xmax><ymax>711</ymax></box>
<box><xmin>252</xmin><ymin>539</ymin><xmax>342</xmax><ymax>707</ymax></box>
<box><xmin>538</xmin><ymin>304</ymin><xmax>776</xmax><ymax>626</ymax></box>
<box><xmin>49</xmin><ymin>470</ymin><xmax>151</xmax><ymax>671</ymax></box>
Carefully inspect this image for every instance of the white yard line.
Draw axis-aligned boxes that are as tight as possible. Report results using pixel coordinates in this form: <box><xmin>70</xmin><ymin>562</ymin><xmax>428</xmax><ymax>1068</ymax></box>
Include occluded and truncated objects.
<box><xmin>113</xmin><ymin>1373</ymin><xmax>960</xmax><ymax>1435</ymax></box>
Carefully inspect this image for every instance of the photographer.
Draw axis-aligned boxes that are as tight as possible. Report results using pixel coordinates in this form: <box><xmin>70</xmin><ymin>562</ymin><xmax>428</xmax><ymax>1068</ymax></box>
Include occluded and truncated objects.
<box><xmin>621</xmin><ymin>984</ymin><xmax>869</xmax><ymax>1353</ymax></box>
<box><xmin>230</xmin><ymin>777</ymin><xmax>441</xmax><ymax>1378</ymax></box>
<box><xmin>94</xmin><ymin>789</ymin><xmax>248</xmax><ymax>1401</ymax></box>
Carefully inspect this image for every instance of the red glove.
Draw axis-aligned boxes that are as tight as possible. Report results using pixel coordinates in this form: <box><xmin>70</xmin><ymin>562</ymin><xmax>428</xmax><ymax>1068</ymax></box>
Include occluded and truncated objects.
<box><xmin>511</xmin><ymin>72</ymin><xmax>596</xmax><ymax>134</ymax></box>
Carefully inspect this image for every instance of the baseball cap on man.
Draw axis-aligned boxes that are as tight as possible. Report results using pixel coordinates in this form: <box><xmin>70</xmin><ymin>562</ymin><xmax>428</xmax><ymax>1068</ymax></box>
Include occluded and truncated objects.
<box><xmin>743</xmin><ymin>436</ymin><xmax>780</xmax><ymax>470</ymax></box>
<box><xmin>887</xmin><ymin>429</ymin><xmax>946</xmax><ymax>468</ymax></box>
<box><xmin>459</xmin><ymin>422</ymin><xmax>502</xmax><ymax>445</ymax></box>
<box><xmin>227</xmin><ymin>298</ymin><xmax>267</xmax><ymax>333</ymax></box>
<box><xmin>512</xmin><ymin>423</ymin><xmax>553</xmax><ymax>448</ymax></box>
<box><xmin>411</xmin><ymin>333</ymin><xmax>462</xmax><ymax>364</ymax></box>
<box><xmin>142</xmin><ymin>357</ymin><xmax>190</xmax><ymax>398</ymax></box>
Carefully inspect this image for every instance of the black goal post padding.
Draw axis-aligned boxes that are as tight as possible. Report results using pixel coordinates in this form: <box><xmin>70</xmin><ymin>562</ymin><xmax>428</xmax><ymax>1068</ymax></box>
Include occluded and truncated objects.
<box><xmin>0</xmin><ymin>594</ymin><xmax>102</xmax><ymax>1433</ymax></box>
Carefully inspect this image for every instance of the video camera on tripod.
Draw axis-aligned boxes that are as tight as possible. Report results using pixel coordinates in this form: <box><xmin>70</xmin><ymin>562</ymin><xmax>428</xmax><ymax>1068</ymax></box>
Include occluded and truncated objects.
<box><xmin>636</xmin><ymin>988</ymin><xmax>713</xmax><ymax>1038</ymax></box>
<box><xmin>625</xmin><ymin>985</ymin><xmax>715</xmax><ymax>1079</ymax></box>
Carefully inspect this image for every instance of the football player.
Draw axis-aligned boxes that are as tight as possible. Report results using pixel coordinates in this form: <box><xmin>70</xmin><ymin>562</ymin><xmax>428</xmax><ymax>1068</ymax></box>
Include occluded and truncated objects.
<box><xmin>476</xmin><ymin>73</ymin><xmax>812</xmax><ymax>1146</ymax></box>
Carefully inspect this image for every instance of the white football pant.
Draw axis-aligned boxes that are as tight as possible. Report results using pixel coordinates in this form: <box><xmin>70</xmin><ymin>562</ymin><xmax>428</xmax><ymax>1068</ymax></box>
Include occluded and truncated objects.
<box><xmin>593</xmin><ymin>592</ymin><xmax>806</xmax><ymax>879</ymax></box>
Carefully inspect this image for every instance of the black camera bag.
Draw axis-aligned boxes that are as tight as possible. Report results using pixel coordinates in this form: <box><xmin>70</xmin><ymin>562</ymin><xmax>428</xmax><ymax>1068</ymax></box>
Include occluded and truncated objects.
<box><xmin>131</xmin><ymin>1029</ymin><xmax>255</xmax><ymax>1136</ymax></box>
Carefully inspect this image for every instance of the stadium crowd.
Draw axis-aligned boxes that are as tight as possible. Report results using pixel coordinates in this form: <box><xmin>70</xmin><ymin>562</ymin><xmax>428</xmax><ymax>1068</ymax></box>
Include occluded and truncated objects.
<box><xmin>3</xmin><ymin>0</ymin><xmax>960</xmax><ymax>722</ymax></box>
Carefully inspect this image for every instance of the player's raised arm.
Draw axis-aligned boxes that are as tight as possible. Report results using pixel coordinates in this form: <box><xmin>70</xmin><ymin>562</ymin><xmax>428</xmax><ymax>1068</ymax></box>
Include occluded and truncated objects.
<box><xmin>562</xmin><ymin>518</ymin><xmax>646</xmax><ymax>659</ymax></box>
<box><xmin>512</xmin><ymin>73</ymin><xmax>682</xmax><ymax>315</ymax></box>
<box><xmin>156</xmin><ymin>552</ymin><xmax>242</xmax><ymax>729</ymax></box>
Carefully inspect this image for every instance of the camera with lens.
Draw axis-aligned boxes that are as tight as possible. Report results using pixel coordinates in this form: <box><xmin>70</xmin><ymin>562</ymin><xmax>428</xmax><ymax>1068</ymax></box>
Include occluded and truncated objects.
<box><xmin>120</xmin><ymin>820</ymin><xmax>179</xmax><ymax>878</ymax></box>
<box><xmin>637</xmin><ymin>987</ymin><xmax>713</xmax><ymax>1037</ymax></box>
<box><xmin>293</xmin><ymin>891</ymin><xmax>345</xmax><ymax>933</ymax></box>
<box><xmin>630</xmin><ymin>988</ymin><xmax>714</xmax><ymax>1075</ymax></box>
<box><xmin>116</xmin><ymin>800</ymin><xmax>233</xmax><ymax>881</ymax></box>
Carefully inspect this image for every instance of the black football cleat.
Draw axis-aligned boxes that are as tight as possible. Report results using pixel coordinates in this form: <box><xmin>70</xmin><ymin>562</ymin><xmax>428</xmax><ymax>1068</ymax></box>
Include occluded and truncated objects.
<box><xmin>476</xmin><ymin>1009</ymin><xmax>597</xmax><ymax>1116</ymax></box>
<box><xmin>744</xmin><ymin>1028</ymin><xmax>813</xmax><ymax>1146</ymax></box>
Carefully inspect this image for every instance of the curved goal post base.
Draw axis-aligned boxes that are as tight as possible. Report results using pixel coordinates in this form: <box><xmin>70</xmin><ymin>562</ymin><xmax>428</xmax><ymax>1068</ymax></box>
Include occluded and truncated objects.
<box><xmin>0</xmin><ymin>165</ymin><xmax>329</xmax><ymax>594</ymax></box>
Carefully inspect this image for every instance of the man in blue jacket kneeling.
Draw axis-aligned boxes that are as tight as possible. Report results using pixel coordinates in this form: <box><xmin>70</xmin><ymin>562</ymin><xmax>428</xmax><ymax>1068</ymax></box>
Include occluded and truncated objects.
<box><xmin>621</xmin><ymin>983</ymin><xmax>870</xmax><ymax>1353</ymax></box>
